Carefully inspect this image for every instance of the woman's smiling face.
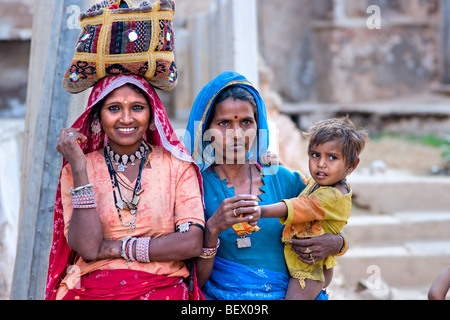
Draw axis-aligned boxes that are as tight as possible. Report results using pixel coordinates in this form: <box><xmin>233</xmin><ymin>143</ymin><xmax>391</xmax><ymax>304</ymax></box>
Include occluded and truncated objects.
<box><xmin>100</xmin><ymin>84</ymin><xmax>151</xmax><ymax>154</ymax></box>
<box><xmin>207</xmin><ymin>98</ymin><xmax>257</xmax><ymax>165</ymax></box>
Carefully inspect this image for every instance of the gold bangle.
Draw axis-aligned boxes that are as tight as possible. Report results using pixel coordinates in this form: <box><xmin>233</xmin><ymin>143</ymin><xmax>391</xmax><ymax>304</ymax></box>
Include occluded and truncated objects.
<box><xmin>335</xmin><ymin>234</ymin><xmax>347</xmax><ymax>257</ymax></box>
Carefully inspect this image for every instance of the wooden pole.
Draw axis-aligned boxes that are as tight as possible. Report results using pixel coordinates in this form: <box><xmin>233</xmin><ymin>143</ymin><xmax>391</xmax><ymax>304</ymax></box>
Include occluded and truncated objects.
<box><xmin>10</xmin><ymin>0</ymin><xmax>91</xmax><ymax>300</ymax></box>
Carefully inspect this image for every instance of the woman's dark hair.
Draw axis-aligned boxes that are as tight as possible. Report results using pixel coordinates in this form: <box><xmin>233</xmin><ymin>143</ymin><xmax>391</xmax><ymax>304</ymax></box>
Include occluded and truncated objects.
<box><xmin>204</xmin><ymin>85</ymin><xmax>258</xmax><ymax>131</ymax></box>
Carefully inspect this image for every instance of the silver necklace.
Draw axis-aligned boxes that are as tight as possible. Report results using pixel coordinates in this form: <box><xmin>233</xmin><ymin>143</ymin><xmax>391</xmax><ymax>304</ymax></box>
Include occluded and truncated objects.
<box><xmin>106</xmin><ymin>142</ymin><xmax>148</xmax><ymax>172</ymax></box>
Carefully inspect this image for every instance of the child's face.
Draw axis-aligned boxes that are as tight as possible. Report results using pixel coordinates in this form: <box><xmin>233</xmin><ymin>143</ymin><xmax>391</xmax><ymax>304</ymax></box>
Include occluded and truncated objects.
<box><xmin>309</xmin><ymin>140</ymin><xmax>357</xmax><ymax>186</ymax></box>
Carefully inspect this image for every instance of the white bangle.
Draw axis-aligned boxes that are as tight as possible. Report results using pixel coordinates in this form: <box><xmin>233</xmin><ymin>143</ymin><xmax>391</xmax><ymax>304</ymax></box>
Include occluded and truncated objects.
<box><xmin>120</xmin><ymin>236</ymin><xmax>131</xmax><ymax>262</ymax></box>
<box><xmin>70</xmin><ymin>183</ymin><xmax>95</xmax><ymax>195</ymax></box>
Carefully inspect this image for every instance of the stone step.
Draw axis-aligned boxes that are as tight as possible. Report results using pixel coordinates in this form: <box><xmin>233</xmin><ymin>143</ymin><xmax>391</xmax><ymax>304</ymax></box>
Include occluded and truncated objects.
<box><xmin>336</xmin><ymin>240</ymin><xmax>450</xmax><ymax>289</ymax></box>
<box><xmin>344</xmin><ymin>212</ymin><xmax>450</xmax><ymax>244</ymax></box>
<box><xmin>347</xmin><ymin>171</ymin><xmax>450</xmax><ymax>213</ymax></box>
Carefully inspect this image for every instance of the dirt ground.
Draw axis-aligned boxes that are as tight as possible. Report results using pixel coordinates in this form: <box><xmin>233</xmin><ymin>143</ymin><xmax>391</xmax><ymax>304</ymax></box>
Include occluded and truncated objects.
<box><xmin>358</xmin><ymin>136</ymin><xmax>447</xmax><ymax>175</ymax></box>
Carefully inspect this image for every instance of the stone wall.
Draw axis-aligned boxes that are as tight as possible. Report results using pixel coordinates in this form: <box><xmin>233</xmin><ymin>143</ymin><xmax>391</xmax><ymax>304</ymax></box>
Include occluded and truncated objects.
<box><xmin>313</xmin><ymin>23</ymin><xmax>437</xmax><ymax>104</ymax></box>
<box><xmin>257</xmin><ymin>0</ymin><xmax>332</xmax><ymax>103</ymax></box>
<box><xmin>0</xmin><ymin>119</ymin><xmax>24</xmax><ymax>299</ymax></box>
<box><xmin>0</xmin><ymin>0</ymin><xmax>33</xmax><ymax>117</ymax></box>
<box><xmin>257</xmin><ymin>0</ymin><xmax>440</xmax><ymax>104</ymax></box>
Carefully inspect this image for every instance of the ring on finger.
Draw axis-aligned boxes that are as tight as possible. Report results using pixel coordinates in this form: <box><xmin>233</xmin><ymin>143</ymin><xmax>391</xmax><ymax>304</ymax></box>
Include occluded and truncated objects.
<box><xmin>308</xmin><ymin>253</ymin><xmax>313</xmax><ymax>259</ymax></box>
<box><xmin>304</xmin><ymin>247</ymin><xmax>312</xmax><ymax>254</ymax></box>
<box><xmin>66</xmin><ymin>131</ymin><xmax>74</xmax><ymax>137</ymax></box>
<box><xmin>233</xmin><ymin>208</ymin><xmax>238</xmax><ymax>217</ymax></box>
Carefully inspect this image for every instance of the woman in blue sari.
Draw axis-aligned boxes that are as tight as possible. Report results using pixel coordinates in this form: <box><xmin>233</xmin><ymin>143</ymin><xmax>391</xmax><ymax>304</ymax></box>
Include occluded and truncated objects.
<box><xmin>184</xmin><ymin>71</ymin><xmax>346</xmax><ymax>300</ymax></box>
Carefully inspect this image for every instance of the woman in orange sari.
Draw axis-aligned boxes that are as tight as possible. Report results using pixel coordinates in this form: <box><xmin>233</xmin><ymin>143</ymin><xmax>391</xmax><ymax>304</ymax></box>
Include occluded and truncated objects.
<box><xmin>45</xmin><ymin>74</ymin><xmax>205</xmax><ymax>300</ymax></box>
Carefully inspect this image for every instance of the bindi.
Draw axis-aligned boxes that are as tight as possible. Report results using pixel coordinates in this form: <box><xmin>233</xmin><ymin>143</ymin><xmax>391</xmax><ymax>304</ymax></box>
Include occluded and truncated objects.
<box><xmin>234</xmin><ymin>116</ymin><xmax>238</xmax><ymax>119</ymax></box>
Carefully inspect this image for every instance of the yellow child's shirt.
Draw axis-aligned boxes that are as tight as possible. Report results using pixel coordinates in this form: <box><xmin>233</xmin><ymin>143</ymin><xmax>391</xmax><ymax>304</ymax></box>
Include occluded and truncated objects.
<box><xmin>280</xmin><ymin>178</ymin><xmax>351</xmax><ymax>287</ymax></box>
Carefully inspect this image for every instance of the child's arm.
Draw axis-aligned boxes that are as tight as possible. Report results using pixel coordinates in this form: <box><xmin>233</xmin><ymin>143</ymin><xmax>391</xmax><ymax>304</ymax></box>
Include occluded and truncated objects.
<box><xmin>260</xmin><ymin>194</ymin><xmax>326</xmax><ymax>224</ymax></box>
<box><xmin>280</xmin><ymin>195</ymin><xmax>326</xmax><ymax>225</ymax></box>
<box><xmin>259</xmin><ymin>202</ymin><xmax>288</xmax><ymax>218</ymax></box>
<box><xmin>428</xmin><ymin>266</ymin><xmax>450</xmax><ymax>300</ymax></box>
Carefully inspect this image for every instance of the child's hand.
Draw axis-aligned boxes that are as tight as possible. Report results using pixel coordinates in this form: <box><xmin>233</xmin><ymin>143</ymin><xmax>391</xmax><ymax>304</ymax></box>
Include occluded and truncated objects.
<box><xmin>229</xmin><ymin>196</ymin><xmax>261</xmax><ymax>236</ymax></box>
<box><xmin>260</xmin><ymin>151</ymin><xmax>282</xmax><ymax>166</ymax></box>
<box><xmin>232</xmin><ymin>197</ymin><xmax>260</xmax><ymax>227</ymax></box>
<box><xmin>246</xmin><ymin>205</ymin><xmax>261</xmax><ymax>226</ymax></box>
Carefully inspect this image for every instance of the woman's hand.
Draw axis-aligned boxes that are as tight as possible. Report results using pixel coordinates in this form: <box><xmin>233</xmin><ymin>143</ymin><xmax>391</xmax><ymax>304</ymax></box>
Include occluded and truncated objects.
<box><xmin>56</xmin><ymin>128</ymin><xmax>87</xmax><ymax>169</ymax></box>
<box><xmin>59</xmin><ymin>127</ymin><xmax>103</xmax><ymax>261</ymax></box>
<box><xmin>207</xmin><ymin>194</ymin><xmax>260</xmax><ymax>235</ymax></box>
<box><xmin>289</xmin><ymin>233</ymin><xmax>344</xmax><ymax>265</ymax></box>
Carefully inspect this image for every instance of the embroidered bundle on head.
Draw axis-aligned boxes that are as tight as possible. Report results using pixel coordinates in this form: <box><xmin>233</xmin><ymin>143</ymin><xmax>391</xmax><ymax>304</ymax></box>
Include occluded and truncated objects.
<box><xmin>63</xmin><ymin>0</ymin><xmax>178</xmax><ymax>93</ymax></box>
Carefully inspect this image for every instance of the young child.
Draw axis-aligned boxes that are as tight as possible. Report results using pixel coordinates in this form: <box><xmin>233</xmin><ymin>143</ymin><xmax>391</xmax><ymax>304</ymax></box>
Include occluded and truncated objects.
<box><xmin>428</xmin><ymin>266</ymin><xmax>450</xmax><ymax>300</ymax></box>
<box><xmin>260</xmin><ymin>116</ymin><xmax>368</xmax><ymax>300</ymax></box>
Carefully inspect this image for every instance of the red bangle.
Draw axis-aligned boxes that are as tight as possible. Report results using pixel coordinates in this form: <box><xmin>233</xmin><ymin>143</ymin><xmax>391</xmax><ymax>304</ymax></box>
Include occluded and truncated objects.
<box><xmin>199</xmin><ymin>239</ymin><xmax>220</xmax><ymax>259</ymax></box>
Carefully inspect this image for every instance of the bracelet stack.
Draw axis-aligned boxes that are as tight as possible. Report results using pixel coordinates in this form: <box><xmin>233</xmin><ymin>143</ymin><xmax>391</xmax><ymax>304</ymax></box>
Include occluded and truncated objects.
<box><xmin>199</xmin><ymin>239</ymin><xmax>220</xmax><ymax>259</ymax></box>
<box><xmin>70</xmin><ymin>183</ymin><xmax>97</xmax><ymax>209</ymax></box>
<box><xmin>120</xmin><ymin>236</ymin><xmax>152</xmax><ymax>263</ymax></box>
<box><xmin>136</xmin><ymin>237</ymin><xmax>151</xmax><ymax>263</ymax></box>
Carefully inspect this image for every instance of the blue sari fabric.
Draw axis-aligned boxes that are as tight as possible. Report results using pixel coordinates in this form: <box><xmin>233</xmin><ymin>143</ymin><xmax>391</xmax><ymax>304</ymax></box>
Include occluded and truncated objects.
<box><xmin>202</xmin><ymin>256</ymin><xmax>289</xmax><ymax>300</ymax></box>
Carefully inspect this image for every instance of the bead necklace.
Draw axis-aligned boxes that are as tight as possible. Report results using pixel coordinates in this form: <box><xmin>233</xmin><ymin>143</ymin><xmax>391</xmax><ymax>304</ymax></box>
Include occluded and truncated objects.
<box><xmin>104</xmin><ymin>141</ymin><xmax>151</xmax><ymax>231</ymax></box>
<box><xmin>106</xmin><ymin>141</ymin><xmax>149</xmax><ymax>172</ymax></box>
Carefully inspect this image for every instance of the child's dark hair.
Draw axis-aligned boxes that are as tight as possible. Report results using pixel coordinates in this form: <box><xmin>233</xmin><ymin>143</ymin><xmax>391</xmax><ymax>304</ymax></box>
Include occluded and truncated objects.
<box><xmin>305</xmin><ymin>116</ymin><xmax>368</xmax><ymax>166</ymax></box>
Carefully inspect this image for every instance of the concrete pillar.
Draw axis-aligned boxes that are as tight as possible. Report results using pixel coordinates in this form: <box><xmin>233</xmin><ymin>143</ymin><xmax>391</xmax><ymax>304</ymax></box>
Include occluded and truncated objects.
<box><xmin>208</xmin><ymin>0</ymin><xmax>259</xmax><ymax>87</ymax></box>
<box><xmin>230</xmin><ymin>0</ymin><xmax>259</xmax><ymax>88</ymax></box>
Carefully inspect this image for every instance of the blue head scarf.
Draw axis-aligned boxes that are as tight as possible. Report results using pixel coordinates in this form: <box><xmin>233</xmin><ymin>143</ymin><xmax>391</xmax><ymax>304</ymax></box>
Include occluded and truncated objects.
<box><xmin>184</xmin><ymin>71</ymin><xmax>269</xmax><ymax>171</ymax></box>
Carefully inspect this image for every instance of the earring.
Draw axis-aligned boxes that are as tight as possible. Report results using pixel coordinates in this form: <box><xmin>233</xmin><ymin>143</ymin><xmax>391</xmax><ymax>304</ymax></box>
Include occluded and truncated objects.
<box><xmin>149</xmin><ymin>120</ymin><xmax>156</xmax><ymax>131</ymax></box>
<box><xmin>91</xmin><ymin>118</ymin><xmax>101</xmax><ymax>134</ymax></box>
